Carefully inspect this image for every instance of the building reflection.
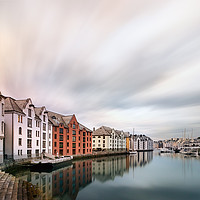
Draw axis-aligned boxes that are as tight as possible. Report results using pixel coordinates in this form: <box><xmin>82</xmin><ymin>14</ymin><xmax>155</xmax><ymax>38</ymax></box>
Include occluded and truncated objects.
<box><xmin>20</xmin><ymin>160</ymin><xmax>92</xmax><ymax>200</ymax></box>
<box><xmin>52</xmin><ymin>160</ymin><xmax>92</xmax><ymax>200</ymax></box>
<box><xmin>92</xmin><ymin>156</ymin><xmax>128</xmax><ymax>182</ymax></box>
<box><xmin>18</xmin><ymin>153</ymin><xmax>153</xmax><ymax>199</ymax></box>
<box><xmin>129</xmin><ymin>151</ymin><xmax>153</xmax><ymax>168</ymax></box>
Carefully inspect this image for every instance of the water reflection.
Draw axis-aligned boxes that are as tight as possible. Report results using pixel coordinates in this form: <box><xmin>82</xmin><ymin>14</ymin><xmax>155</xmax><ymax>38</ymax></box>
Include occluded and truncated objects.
<box><xmin>17</xmin><ymin>152</ymin><xmax>153</xmax><ymax>200</ymax></box>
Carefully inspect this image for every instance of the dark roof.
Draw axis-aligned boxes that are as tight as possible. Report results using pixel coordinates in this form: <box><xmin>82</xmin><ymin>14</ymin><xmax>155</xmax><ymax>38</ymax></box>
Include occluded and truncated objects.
<box><xmin>79</xmin><ymin>123</ymin><xmax>92</xmax><ymax>132</ymax></box>
<box><xmin>62</xmin><ymin>115</ymin><xmax>73</xmax><ymax>125</ymax></box>
<box><xmin>15</xmin><ymin>99</ymin><xmax>30</xmax><ymax>110</ymax></box>
<box><xmin>4</xmin><ymin>97</ymin><xmax>25</xmax><ymax>115</ymax></box>
<box><xmin>93</xmin><ymin>126</ymin><xmax>112</xmax><ymax>136</ymax></box>
<box><xmin>47</xmin><ymin>111</ymin><xmax>66</xmax><ymax>127</ymax></box>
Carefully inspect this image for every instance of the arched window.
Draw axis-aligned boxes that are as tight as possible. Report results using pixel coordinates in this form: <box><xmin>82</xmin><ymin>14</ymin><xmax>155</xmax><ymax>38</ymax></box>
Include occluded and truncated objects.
<box><xmin>19</xmin><ymin>127</ymin><xmax>22</xmax><ymax>135</ymax></box>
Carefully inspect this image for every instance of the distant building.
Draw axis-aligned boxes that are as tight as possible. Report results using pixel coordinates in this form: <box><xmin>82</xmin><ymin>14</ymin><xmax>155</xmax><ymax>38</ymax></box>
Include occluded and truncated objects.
<box><xmin>133</xmin><ymin>134</ymin><xmax>153</xmax><ymax>151</ymax></box>
<box><xmin>0</xmin><ymin>92</ymin><xmax>5</xmax><ymax>163</ymax></box>
<box><xmin>92</xmin><ymin>126</ymin><xmax>126</xmax><ymax>151</ymax></box>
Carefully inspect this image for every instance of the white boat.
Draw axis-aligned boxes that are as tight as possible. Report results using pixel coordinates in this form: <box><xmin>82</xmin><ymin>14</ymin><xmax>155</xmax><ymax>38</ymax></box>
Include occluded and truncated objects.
<box><xmin>129</xmin><ymin>151</ymin><xmax>137</xmax><ymax>154</ymax></box>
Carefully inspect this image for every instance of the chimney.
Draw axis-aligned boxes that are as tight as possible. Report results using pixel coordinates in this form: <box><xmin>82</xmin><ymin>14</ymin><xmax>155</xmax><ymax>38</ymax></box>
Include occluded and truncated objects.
<box><xmin>93</xmin><ymin>127</ymin><xmax>95</xmax><ymax>132</ymax></box>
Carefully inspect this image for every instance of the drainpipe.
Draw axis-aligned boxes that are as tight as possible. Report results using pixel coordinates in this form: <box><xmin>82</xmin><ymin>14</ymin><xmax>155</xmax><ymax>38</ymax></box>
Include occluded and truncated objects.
<box><xmin>12</xmin><ymin>113</ymin><xmax>14</xmax><ymax>160</ymax></box>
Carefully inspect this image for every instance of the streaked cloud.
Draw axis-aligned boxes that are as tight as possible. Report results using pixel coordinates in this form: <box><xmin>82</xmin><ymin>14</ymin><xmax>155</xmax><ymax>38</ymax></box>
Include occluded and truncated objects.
<box><xmin>1</xmin><ymin>0</ymin><xmax>200</xmax><ymax>139</ymax></box>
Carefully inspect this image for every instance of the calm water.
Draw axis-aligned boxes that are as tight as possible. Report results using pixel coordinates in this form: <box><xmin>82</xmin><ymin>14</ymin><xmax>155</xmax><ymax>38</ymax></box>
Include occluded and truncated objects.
<box><xmin>14</xmin><ymin>152</ymin><xmax>200</xmax><ymax>200</ymax></box>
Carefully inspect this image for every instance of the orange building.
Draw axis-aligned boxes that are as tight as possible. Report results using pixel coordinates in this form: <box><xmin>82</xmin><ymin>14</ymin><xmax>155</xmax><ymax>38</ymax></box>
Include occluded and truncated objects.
<box><xmin>48</xmin><ymin>111</ymin><xmax>92</xmax><ymax>156</ymax></box>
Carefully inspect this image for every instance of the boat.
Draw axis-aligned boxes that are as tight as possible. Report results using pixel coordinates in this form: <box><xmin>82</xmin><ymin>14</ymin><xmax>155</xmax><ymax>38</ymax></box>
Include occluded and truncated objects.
<box><xmin>30</xmin><ymin>156</ymin><xmax>73</xmax><ymax>172</ymax></box>
<box><xmin>129</xmin><ymin>151</ymin><xmax>137</xmax><ymax>154</ymax></box>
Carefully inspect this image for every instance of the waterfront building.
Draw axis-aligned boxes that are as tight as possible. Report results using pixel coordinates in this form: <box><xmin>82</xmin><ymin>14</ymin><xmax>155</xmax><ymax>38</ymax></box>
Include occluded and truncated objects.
<box><xmin>133</xmin><ymin>134</ymin><xmax>153</xmax><ymax>151</ymax></box>
<box><xmin>48</xmin><ymin>111</ymin><xmax>92</xmax><ymax>156</ymax></box>
<box><xmin>3</xmin><ymin>95</ymin><xmax>52</xmax><ymax>160</ymax></box>
<box><xmin>92</xmin><ymin>126</ymin><xmax>126</xmax><ymax>151</ymax></box>
<box><xmin>0</xmin><ymin>92</ymin><xmax>5</xmax><ymax>163</ymax></box>
<box><xmin>34</xmin><ymin>106</ymin><xmax>53</xmax><ymax>154</ymax></box>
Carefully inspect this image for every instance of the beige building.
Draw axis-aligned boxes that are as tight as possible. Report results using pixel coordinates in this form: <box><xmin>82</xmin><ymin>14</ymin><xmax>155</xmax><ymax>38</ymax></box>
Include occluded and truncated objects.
<box><xmin>92</xmin><ymin>126</ymin><xmax>126</xmax><ymax>151</ymax></box>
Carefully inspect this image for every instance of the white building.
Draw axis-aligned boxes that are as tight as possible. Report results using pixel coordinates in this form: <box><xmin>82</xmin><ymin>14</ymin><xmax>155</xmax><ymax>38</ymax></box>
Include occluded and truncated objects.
<box><xmin>134</xmin><ymin>134</ymin><xmax>153</xmax><ymax>151</ymax></box>
<box><xmin>0</xmin><ymin>92</ymin><xmax>5</xmax><ymax>163</ymax></box>
<box><xmin>92</xmin><ymin>126</ymin><xmax>126</xmax><ymax>151</ymax></box>
<box><xmin>34</xmin><ymin>107</ymin><xmax>53</xmax><ymax>154</ymax></box>
<box><xmin>4</xmin><ymin>96</ymin><xmax>52</xmax><ymax>160</ymax></box>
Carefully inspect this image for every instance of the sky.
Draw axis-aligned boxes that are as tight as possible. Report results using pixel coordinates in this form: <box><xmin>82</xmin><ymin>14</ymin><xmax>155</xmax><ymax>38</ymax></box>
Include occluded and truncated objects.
<box><xmin>0</xmin><ymin>0</ymin><xmax>200</xmax><ymax>140</ymax></box>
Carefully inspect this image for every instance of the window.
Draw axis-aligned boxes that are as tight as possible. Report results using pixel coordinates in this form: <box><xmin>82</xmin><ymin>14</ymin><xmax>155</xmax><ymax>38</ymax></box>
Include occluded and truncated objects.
<box><xmin>59</xmin><ymin>128</ymin><xmax>63</xmax><ymax>134</ymax></box>
<box><xmin>67</xmin><ymin>149</ymin><xmax>69</xmax><ymax>153</ymax></box>
<box><xmin>79</xmin><ymin>143</ymin><xmax>80</xmax><ymax>147</ymax></box>
<box><xmin>28</xmin><ymin>109</ymin><xmax>31</xmax><ymax>117</ymax></box>
<box><xmin>103</xmin><ymin>144</ymin><xmax>105</xmax><ymax>147</ymax></box>
<box><xmin>36</xmin><ymin>121</ymin><xmax>40</xmax><ymax>127</ymax></box>
<box><xmin>36</xmin><ymin>140</ymin><xmax>39</xmax><ymax>146</ymax></box>
<box><xmin>83</xmin><ymin>132</ymin><xmax>86</xmax><ymax>136</ymax></box>
<box><xmin>73</xmin><ymin>130</ymin><xmax>76</xmax><ymax>135</ymax></box>
<box><xmin>83</xmin><ymin>137</ymin><xmax>85</xmax><ymax>142</ymax></box>
<box><xmin>43</xmin><ymin>115</ymin><xmax>46</xmax><ymax>122</ymax></box>
<box><xmin>54</xmin><ymin>142</ymin><xmax>57</xmax><ymax>147</ymax></box>
<box><xmin>1</xmin><ymin>121</ymin><xmax>5</xmax><ymax>134</ymax></box>
<box><xmin>19</xmin><ymin>138</ymin><xmax>22</xmax><ymax>146</ymax></box>
<box><xmin>1</xmin><ymin>103</ymin><xmax>4</xmax><ymax>116</ymax></box>
<box><xmin>27</xmin><ymin>130</ymin><xmax>32</xmax><ymax>138</ymax></box>
<box><xmin>49</xmin><ymin>133</ymin><xmax>51</xmax><ymax>139</ymax></box>
<box><xmin>55</xmin><ymin>134</ymin><xmax>57</xmax><ymax>139</ymax></box>
<box><xmin>59</xmin><ymin>149</ymin><xmax>63</xmax><ymax>155</ymax></box>
<box><xmin>27</xmin><ymin>118</ymin><xmax>32</xmax><ymax>128</ymax></box>
<box><xmin>18</xmin><ymin>150</ymin><xmax>22</xmax><ymax>156</ymax></box>
<box><xmin>18</xmin><ymin>115</ymin><xmax>22</xmax><ymax>123</ymax></box>
<box><xmin>79</xmin><ymin>136</ymin><xmax>80</xmax><ymax>140</ymax></box>
<box><xmin>43</xmin><ymin>132</ymin><xmax>46</xmax><ymax>140</ymax></box>
<box><xmin>67</xmin><ymin>135</ymin><xmax>69</xmax><ymax>140</ymax></box>
<box><xmin>103</xmin><ymin>135</ymin><xmax>105</xmax><ymax>139</ymax></box>
<box><xmin>19</xmin><ymin>127</ymin><xmax>22</xmax><ymax>135</ymax></box>
<box><xmin>48</xmin><ymin>125</ymin><xmax>51</xmax><ymax>130</ymax></box>
<box><xmin>35</xmin><ymin>150</ymin><xmax>39</xmax><ymax>157</ymax></box>
<box><xmin>72</xmin><ymin>143</ymin><xmax>76</xmax><ymax>148</ymax></box>
<box><xmin>27</xmin><ymin>139</ymin><xmax>32</xmax><ymax>148</ymax></box>
<box><xmin>59</xmin><ymin>135</ymin><xmax>63</xmax><ymax>141</ymax></box>
<box><xmin>83</xmin><ymin>143</ymin><xmax>85</xmax><ymax>148</ymax></box>
<box><xmin>36</xmin><ymin>131</ymin><xmax>39</xmax><ymax>137</ymax></box>
<box><xmin>59</xmin><ymin>142</ymin><xmax>63</xmax><ymax>148</ymax></box>
<box><xmin>27</xmin><ymin>150</ymin><xmax>32</xmax><ymax>158</ymax></box>
<box><xmin>72</xmin><ymin>136</ymin><xmax>76</xmax><ymax>142</ymax></box>
<box><xmin>73</xmin><ymin>123</ymin><xmax>76</xmax><ymax>129</ymax></box>
<box><xmin>55</xmin><ymin>127</ymin><xmax>57</xmax><ymax>131</ymax></box>
<box><xmin>72</xmin><ymin>149</ymin><xmax>76</xmax><ymax>155</ymax></box>
<box><xmin>43</xmin><ymin>123</ymin><xmax>46</xmax><ymax>131</ymax></box>
<box><xmin>49</xmin><ymin>141</ymin><xmax>51</xmax><ymax>146</ymax></box>
<box><xmin>67</xmin><ymin>142</ymin><xmax>69</xmax><ymax>147</ymax></box>
<box><xmin>98</xmin><ymin>140</ymin><xmax>100</xmax><ymax>143</ymax></box>
<box><xmin>43</xmin><ymin>141</ymin><xmax>46</xmax><ymax>148</ymax></box>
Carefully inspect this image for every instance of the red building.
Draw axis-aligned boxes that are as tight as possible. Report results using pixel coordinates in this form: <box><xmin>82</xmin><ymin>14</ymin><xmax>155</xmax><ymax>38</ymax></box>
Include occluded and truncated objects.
<box><xmin>48</xmin><ymin>111</ymin><xmax>92</xmax><ymax>156</ymax></box>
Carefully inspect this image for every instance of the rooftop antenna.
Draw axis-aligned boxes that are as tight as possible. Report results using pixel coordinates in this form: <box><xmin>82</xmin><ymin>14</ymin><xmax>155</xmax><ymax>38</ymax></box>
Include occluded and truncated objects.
<box><xmin>191</xmin><ymin>128</ymin><xmax>193</xmax><ymax>140</ymax></box>
<box><xmin>184</xmin><ymin>128</ymin><xmax>186</xmax><ymax>141</ymax></box>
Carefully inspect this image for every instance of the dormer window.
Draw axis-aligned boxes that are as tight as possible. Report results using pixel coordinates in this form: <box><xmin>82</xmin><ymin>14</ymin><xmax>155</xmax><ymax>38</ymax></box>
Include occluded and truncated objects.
<box><xmin>28</xmin><ymin>109</ymin><xmax>31</xmax><ymax>117</ymax></box>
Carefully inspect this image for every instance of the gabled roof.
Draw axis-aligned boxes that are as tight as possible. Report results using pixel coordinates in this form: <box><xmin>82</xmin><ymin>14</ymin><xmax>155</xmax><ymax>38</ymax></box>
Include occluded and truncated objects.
<box><xmin>47</xmin><ymin>111</ymin><xmax>67</xmax><ymax>127</ymax></box>
<box><xmin>15</xmin><ymin>98</ymin><xmax>31</xmax><ymax>110</ymax></box>
<box><xmin>93</xmin><ymin>126</ymin><xmax>112</xmax><ymax>136</ymax></box>
<box><xmin>35</xmin><ymin>106</ymin><xmax>46</xmax><ymax>116</ymax></box>
<box><xmin>4</xmin><ymin>97</ymin><xmax>25</xmax><ymax>115</ymax></box>
<box><xmin>62</xmin><ymin>115</ymin><xmax>73</xmax><ymax>125</ymax></box>
<box><xmin>79</xmin><ymin>123</ymin><xmax>92</xmax><ymax>132</ymax></box>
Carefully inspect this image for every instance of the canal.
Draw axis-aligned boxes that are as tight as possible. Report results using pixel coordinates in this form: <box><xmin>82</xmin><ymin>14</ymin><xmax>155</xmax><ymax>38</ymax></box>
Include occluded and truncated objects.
<box><xmin>12</xmin><ymin>152</ymin><xmax>200</xmax><ymax>200</ymax></box>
